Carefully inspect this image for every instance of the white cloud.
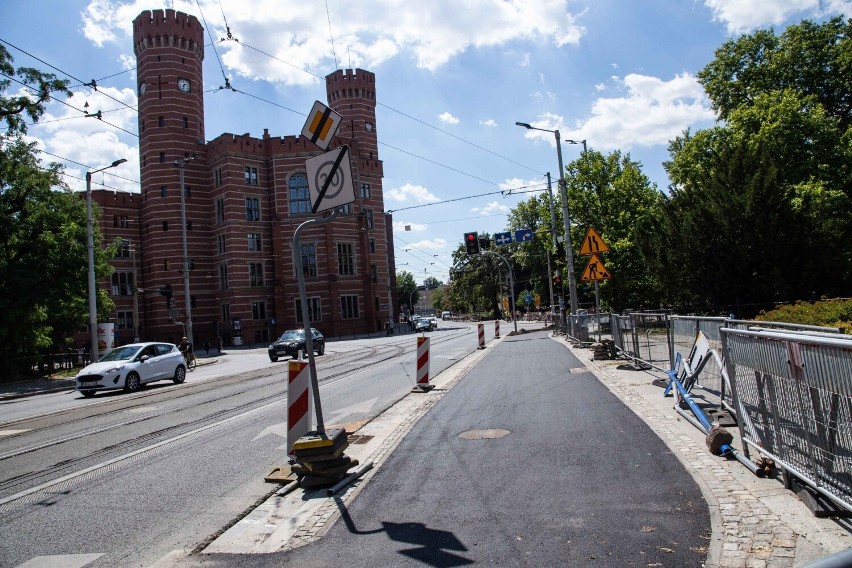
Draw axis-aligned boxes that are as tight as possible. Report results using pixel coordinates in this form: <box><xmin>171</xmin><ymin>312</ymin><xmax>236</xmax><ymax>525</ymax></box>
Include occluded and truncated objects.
<box><xmin>519</xmin><ymin>52</ymin><xmax>531</xmax><ymax>67</ymax></box>
<box><xmin>704</xmin><ymin>0</ymin><xmax>852</xmax><ymax>34</ymax></box>
<box><xmin>438</xmin><ymin>112</ymin><xmax>460</xmax><ymax>125</ymax></box>
<box><xmin>407</xmin><ymin>238</ymin><xmax>447</xmax><ymax>251</ymax></box>
<box><xmin>393</xmin><ymin>220</ymin><xmax>427</xmax><ymax>232</ymax></box>
<box><xmin>499</xmin><ymin>178</ymin><xmax>546</xmax><ymax>193</ymax></box>
<box><xmin>480</xmin><ymin>119</ymin><xmax>497</xmax><ymax>127</ymax></box>
<box><xmin>573</xmin><ymin>73</ymin><xmax>716</xmax><ymax>150</ymax></box>
<box><xmin>471</xmin><ymin>201</ymin><xmax>510</xmax><ymax>216</ymax></box>
<box><xmin>82</xmin><ymin>0</ymin><xmax>585</xmax><ymax>83</ymax></box>
<box><xmin>385</xmin><ymin>183</ymin><xmax>441</xmax><ymax>203</ymax></box>
<box><xmin>595</xmin><ymin>83</ymin><xmax>606</xmax><ymax>92</ymax></box>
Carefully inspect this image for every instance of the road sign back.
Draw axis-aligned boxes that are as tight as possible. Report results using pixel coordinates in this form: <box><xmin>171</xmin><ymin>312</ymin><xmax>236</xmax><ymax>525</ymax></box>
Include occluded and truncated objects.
<box><xmin>579</xmin><ymin>227</ymin><xmax>610</xmax><ymax>255</ymax></box>
<box><xmin>301</xmin><ymin>101</ymin><xmax>342</xmax><ymax>151</ymax></box>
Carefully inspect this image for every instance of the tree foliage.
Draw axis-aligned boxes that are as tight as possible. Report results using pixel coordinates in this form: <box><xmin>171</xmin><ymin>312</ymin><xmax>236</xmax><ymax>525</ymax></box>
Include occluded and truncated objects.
<box><xmin>396</xmin><ymin>271</ymin><xmax>418</xmax><ymax>312</ymax></box>
<box><xmin>650</xmin><ymin>18</ymin><xmax>852</xmax><ymax>314</ymax></box>
<box><xmin>0</xmin><ymin>46</ymin><xmax>117</xmax><ymax>367</ymax></box>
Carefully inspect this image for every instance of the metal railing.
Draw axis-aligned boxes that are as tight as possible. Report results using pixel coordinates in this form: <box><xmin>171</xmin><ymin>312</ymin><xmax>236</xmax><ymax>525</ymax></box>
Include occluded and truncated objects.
<box><xmin>721</xmin><ymin>327</ymin><xmax>852</xmax><ymax>513</ymax></box>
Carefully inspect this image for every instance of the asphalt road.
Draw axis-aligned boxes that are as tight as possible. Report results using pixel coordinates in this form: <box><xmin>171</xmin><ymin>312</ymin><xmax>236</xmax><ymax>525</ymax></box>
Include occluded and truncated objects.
<box><xmin>193</xmin><ymin>330</ymin><xmax>711</xmax><ymax>567</ymax></box>
<box><xmin>0</xmin><ymin>321</ymin><xmax>487</xmax><ymax>568</ymax></box>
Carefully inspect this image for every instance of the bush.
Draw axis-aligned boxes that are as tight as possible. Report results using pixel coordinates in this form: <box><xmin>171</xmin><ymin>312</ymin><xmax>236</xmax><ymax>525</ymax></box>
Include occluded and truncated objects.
<box><xmin>756</xmin><ymin>298</ymin><xmax>852</xmax><ymax>333</ymax></box>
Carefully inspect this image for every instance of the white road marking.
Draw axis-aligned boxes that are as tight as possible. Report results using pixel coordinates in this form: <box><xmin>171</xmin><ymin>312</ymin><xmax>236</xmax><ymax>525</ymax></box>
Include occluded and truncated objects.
<box><xmin>15</xmin><ymin>553</ymin><xmax>104</xmax><ymax>568</ymax></box>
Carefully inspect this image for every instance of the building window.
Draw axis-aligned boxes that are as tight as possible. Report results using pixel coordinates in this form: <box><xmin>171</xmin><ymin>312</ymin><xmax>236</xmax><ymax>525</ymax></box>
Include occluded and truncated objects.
<box><xmin>164</xmin><ymin>259</ymin><xmax>169</xmax><ymax>271</ymax></box>
<box><xmin>111</xmin><ymin>271</ymin><xmax>134</xmax><ymax>296</ymax></box>
<box><xmin>119</xmin><ymin>216</ymin><xmax>129</xmax><ymax>228</ymax></box>
<box><xmin>159</xmin><ymin>151</ymin><xmax>165</xmax><ymax>163</ymax></box>
<box><xmin>217</xmin><ymin>234</ymin><xmax>225</xmax><ymax>254</ymax></box>
<box><xmin>248</xmin><ymin>233</ymin><xmax>262</xmax><ymax>251</ymax></box>
<box><xmin>117</xmin><ymin>311</ymin><xmax>134</xmax><ymax>331</ymax></box>
<box><xmin>184</xmin><ymin>186</ymin><xmax>191</xmax><ymax>198</ymax></box>
<box><xmin>338</xmin><ymin>204</ymin><xmax>351</xmax><ymax>214</ymax></box>
<box><xmin>340</xmin><ymin>295</ymin><xmax>359</xmax><ymax>319</ymax></box>
<box><xmin>295</xmin><ymin>297</ymin><xmax>322</xmax><ymax>323</ymax></box>
<box><xmin>370</xmin><ymin>263</ymin><xmax>377</xmax><ymax>282</ymax></box>
<box><xmin>244</xmin><ymin>166</ymin><xmax>258</xmax><ymax>185</ymax></box>
<box><xmin>369</xmin><ymin>238</ymin><xmax>376</xmax><ymax>254</ymax></box>
<box><xmin>252</xmin><ymin>301</ymin><xmax>266</xmax><ymax>320</ymax></box>
<box><xmin>249</xmin><ymin>263</ymin><xmax>264</xmax><ymax>287</ymax></box>
<box><xmin>360</xmin><ymin>182</ymin><xmax>371</xmax><ymax>199</ymax></box>
<box><xmin>337</xmin><ymin>242</ymin><xmax>355</xmax><ymax>276</ymax></box>
<box><xmin>221</xmin><ymin>303</ymin><xmax>230</xmax><ymax>324</ymax></box>
<box><xmin>364</xmin><ymin>209</ymin><xmax>374</xmax><ymax>229</ymax></box>
<box><xmin>219</xmin><ymin>264</ymin><xmax>229</xmax><ymax>289</ymax></box>
<box><xmin>183</xmin><ymin>117</ymin><xmax>188</xmax><ymax>128</ymax></box>
<box><xmin>214</xmin><ymin>167</ymin><xmax>223</xmax><ymax>187</ymax></box>
<box><xmin>215</xmin><ymin>198</ymin><xmax>224</xmax><ymax>223</ymax></box>
<box><xmin>161</xmin><ymin>186</ymin><xmax>168</xmax><ymax>197</ymax></box>
<box><xmin>187</xmin><ymin>221</ymin><xmax>193</xmax><ymax>231</ymax></box>
<box><xmin>302</xmin><ymin>243</ymin><xmax>317</xmax><ymax>277</ymax></box>
<box><xmin>245</xmin><ymin>197</ymin><xmax>260</xmax><ymax>221</ymax></box>
<box><xmin>158</xmin><ymin>116</ymin><xmax>164</xmax><ymax>127</ymax></box>
<box><xmin>115</xmin><ymin>239</ymin><xmax>130</xmax><ymax>259</ymax></box>
<box><xmin>288</xmin><ymin>172</ymin><xmax>311</xmax><ymax>215</ymax></box>
<box><xmin>162</xmin><ymin>221</ymin><xmax>168</xmax><ymax>231</ymax></box>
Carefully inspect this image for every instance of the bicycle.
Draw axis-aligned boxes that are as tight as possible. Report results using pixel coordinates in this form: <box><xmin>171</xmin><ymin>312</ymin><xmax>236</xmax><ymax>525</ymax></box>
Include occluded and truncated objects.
<box><xmin>184</xmin><ymin>352</ymin><xmax>197</xmax><ymax>371</ymax></box>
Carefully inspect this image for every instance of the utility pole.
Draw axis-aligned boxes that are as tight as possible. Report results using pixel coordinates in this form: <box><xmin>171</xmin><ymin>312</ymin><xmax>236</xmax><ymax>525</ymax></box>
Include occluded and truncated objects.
<box><xmin>174</xmin><ymin>157</ymin><xmax>195</xmax><ymax>344</ymax></box>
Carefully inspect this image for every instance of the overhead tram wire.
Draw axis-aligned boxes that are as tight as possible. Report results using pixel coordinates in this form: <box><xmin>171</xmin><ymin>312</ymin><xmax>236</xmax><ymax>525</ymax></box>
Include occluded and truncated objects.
<box><xmin>386</xmin><ymin>183</ymin><xmax>547</xmax><ymax>214</ymax></box>
<box><xmin>195</xmin><ymin>0</ymin><xmax>232</xmax><ymax>89</ymax></box>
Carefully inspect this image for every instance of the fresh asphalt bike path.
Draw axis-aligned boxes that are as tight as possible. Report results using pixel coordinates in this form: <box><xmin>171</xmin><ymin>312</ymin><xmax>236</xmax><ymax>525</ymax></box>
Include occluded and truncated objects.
<box><xmin>197</xmin><ymin>331</ymin><xmax>711</xmax><ymax>567</ymax></box>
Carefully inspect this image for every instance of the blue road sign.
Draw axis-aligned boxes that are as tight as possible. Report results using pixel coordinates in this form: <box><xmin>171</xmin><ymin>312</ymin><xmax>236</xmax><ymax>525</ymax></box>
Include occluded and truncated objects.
<box><xmin>514</xmin><ymin>228</ymin><xmax>533</xmax><ymax>242</ymax></box>
<box><xmin>495</xmin><ymin>231</ymin><xmax>512</xmax><ymax>246</ymax></box>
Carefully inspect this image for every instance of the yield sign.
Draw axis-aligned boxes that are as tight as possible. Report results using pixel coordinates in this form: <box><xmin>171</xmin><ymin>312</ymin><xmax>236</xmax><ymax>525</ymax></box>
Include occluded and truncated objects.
<box><xmin>579</xmin><ymin>227</ymin><xmax>610</xmax><ymax>255</ymax></box>
<box><xmin>514</xmin><ymin>228</ymin><xmax>533</xmax><ymax>242</ymax></box>
<box><xmin>301</xmin><ymin>100</ymin><xmax>342</xmax><ymax>151</ymax></box>
<box><xmin>580</xmin><ymin>254</ymin><xmax>612</xmax><ymax>281</ymax></box>
<box><xmin>494</xmin><ymin>231</ymin><xmax>512</xmax><ymax>246</ymax></box>
<box><xmin>305</xmin><ymin>145</ymin><xmax>355</xmax><ymax>213</ymax></box>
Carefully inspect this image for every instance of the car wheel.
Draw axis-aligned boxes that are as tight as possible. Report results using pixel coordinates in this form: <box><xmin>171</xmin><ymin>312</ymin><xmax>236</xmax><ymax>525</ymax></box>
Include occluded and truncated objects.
<box><xmin>173</xmin><ymin>365</ymin><xmax>186</xmax><ymax>384</ymax></box>
<box><xmin>269</xmin><ymin>354</ymin><xmax>278</xmax><ymax>362</ymax></box>
<box><xmin>317</xmin><ymin>343</ymin><xmax>325</xmax><ymax>356</ymax></box>
<box><xmin>124</xmin><ymin>372</ymin><xmax>141</xmax><ymax>392</ymax></box>
<box><xmin>81</xmin><ymin>390</ymin><xmax>96</xmax><ymax>398</ymax></box>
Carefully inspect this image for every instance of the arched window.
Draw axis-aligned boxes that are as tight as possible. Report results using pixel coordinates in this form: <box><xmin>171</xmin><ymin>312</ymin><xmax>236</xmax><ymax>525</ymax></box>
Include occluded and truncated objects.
<box><xmin>288</xmin><ymin>172</ymin><xmax>311</xmax><ymax>215</ymax></box>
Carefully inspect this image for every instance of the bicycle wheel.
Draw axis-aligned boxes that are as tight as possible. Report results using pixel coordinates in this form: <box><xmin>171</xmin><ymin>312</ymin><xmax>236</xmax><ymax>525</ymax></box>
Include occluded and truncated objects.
<box><xmin>187</xmin><ymin>355</ymin><xmax>197</xmax><ymax>371</ymax></box>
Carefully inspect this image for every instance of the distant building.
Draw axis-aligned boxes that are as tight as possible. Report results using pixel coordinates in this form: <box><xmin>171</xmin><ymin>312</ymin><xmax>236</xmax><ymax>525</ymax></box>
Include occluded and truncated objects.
<box><xmin>82</xmin><ymin>8</ymin><xmax>398</xmax><ymax>348</ymax></box>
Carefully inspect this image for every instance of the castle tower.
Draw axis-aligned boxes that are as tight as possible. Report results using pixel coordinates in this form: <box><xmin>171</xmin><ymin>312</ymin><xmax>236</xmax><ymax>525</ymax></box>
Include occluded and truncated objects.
<box><xmin>133</xmin><ymin>9</ymin><xmax>209</xmax><ymax>342</ymax></box>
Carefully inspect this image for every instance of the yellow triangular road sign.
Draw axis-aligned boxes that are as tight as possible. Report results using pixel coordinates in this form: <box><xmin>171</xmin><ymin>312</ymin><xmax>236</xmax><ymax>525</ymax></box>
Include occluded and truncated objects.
<box><xmin>581</xmin><ymin>254</ymin><xmax>612</xmax><ymax>281</ymax></box>
<box><xmin>579</xmin><ymin>227</ymin><xmax>610</xmax><ymax>255</ymax></box>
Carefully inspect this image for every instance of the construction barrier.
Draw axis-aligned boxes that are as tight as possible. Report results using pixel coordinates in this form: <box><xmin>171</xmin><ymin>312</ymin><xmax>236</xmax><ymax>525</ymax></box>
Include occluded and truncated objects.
<box><xmin>287</xmin><ymin>359</ymin><xmax>312</xmax><ymax>455</ymax></box>
<box><xmin>495</xmin><ymin>319</ymin><xmax>500</xmax><ymax>338</ymax></box>
<box><xmin>478</xmin><ymin>323</ymin><xmax>485</xmax><ymax>349</ymax></box>
<box><xmin>415</xmin><ymin>336</ymin><xmax>430</xmax><ymax>391</ymax></box>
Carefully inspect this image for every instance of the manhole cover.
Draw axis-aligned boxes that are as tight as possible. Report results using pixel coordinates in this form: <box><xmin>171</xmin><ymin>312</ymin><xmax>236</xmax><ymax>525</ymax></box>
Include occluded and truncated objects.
<box><xmin>458</xmin><ymin>429</ymin><xmax>510</xmax><ymax>440</ymax></box>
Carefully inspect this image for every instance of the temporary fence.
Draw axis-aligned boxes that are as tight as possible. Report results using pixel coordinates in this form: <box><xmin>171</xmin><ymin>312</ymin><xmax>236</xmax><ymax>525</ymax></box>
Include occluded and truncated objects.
<box><xmin>721</xmin><ymin>327</ymin><xmax>852</xmax><ymax>513</ymax></box>
<box><xmin>607</xmin><ymin>312</ymin><xmax>672</xmax><ymax>372</ymax></box>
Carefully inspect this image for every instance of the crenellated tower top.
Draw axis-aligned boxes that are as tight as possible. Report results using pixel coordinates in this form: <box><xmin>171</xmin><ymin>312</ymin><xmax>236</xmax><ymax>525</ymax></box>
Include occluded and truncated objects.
<box><xmin>133</xmin><ymin>9</ymin><xmax>205</xmax><ymax>59</ymax></box>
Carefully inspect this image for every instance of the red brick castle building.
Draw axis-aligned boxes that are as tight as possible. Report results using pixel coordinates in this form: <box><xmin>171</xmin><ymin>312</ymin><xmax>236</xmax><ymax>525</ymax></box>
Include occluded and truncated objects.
<box><xmin>87</xmin><ymin>8</ymin><xmax>397</xmax><ymax>347</ymax></box>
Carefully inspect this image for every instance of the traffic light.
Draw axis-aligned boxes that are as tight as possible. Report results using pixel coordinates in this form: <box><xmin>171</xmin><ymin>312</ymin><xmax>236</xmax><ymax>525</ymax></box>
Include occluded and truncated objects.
<box><xmin>552</xmin><ymin>273</ymin><xmax>562</xmax><ymax>288</ymax></box>
<box><xmin>478</xmin><ymin>235</ymin><xmax>490</xmax><ymax>250</ymax></box>
<box><xmin>464</xmin><ymin>232</ymin><xmax>480</xmax><ymax>255</ymax></box>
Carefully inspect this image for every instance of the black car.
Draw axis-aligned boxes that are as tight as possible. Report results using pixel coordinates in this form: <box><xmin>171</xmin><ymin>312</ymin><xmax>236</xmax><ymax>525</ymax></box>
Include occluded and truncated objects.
<box><xmin>268</xmin><ymin>328</ymin><xmax>325</xmax><ymax>361</ymax></box>
<box><xmin>414</xmin><ymin>318</ymin><xmax>433</xmax><ymax>332</ymax></box>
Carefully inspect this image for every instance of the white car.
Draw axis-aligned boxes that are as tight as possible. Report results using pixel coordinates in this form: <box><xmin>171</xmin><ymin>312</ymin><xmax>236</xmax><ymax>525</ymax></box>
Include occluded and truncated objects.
<box><xmin>428</xmin><ymin>316</ymin><xmax>438</xmax><ymax>329</ymax></box>
<box><xmin>75</xmin><ymin>342</ymin><xmax>187</xmax><ymax>397</ymax></box>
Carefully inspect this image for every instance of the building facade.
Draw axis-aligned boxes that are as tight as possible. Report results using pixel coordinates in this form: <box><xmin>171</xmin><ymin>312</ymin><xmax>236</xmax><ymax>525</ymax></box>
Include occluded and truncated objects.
<box><xmin>84</xmin><ymin>8</ymin><xmax>397</xmax><ymax>349</ymax></box>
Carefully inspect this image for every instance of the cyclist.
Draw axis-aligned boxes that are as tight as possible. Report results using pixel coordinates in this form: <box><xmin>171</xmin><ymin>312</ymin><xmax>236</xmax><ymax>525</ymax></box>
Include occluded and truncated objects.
<box><xmin>178</xmin><ymin>336</ymin><xmax>192</xmax><ymax>362</ymax></box>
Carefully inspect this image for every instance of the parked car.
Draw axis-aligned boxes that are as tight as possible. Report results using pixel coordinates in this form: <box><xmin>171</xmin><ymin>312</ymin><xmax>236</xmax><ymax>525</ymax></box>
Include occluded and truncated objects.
<box><xmin>75</xmin><ymin>342</ymin><xmax>186</xmax><ymax>397</ymax></box>
<box><xmin>414</xmin><ymin>318</ymin><xmax>433</xmax><ymax>332</ymax></box>
<box><xmin>441</xmin><ymin>311</ymin><xmax>451</xmax><ymax>320</ymax></box>
<box><xmin>428</xmin><ymin>316</ymin><xmax>439</xmax><ymax>329</ymax></box>
<box><xmin>269</xmin><ymin>328</ymin><xmax>325</xmax><ymax>362</ymax></box>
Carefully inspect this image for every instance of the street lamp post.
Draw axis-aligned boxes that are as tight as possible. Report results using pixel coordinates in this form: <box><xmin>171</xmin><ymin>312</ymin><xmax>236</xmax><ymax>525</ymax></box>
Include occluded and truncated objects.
<box><xmin>173</xmin><ymin>157</ymin><xmax>196</xmax><ymax>345</ymax></box>
<box><xmin>516</xmin><ymin>122</ymin><xmax>579</xmax><ymax>326</ymax></box>
<box><xmin>86</xmin><ymin>158</ymin><xmax>127</xmax><ymax>362</ymax></box>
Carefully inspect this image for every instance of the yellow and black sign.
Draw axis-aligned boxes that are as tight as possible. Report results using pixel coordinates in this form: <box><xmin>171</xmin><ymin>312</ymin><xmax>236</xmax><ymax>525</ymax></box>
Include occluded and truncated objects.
<box><xmin>581</xmin><ymin>254</ymin><xmax>612</xmax><ymax>281</ymax></box>
<box><xmin>301</xmin><ymin>100</ymin><xmax>342</xmax><ymax>151</ymax></box>
<box><xmin>579</xmin><ymin>227</ymin><xmax>610</xmax><ymax>255</ymax></box>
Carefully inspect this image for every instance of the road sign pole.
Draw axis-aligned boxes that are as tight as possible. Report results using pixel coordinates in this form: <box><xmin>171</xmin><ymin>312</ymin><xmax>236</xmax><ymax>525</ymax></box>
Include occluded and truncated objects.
<box><xmin>484</xmin><ymin>251</ymin><xmax>518</xmax><ymax>334</ymax></box>
<box><xmin>292</xmin><ymin>208</ymin><xmax>339</xmax><ymax>435</ymax></box>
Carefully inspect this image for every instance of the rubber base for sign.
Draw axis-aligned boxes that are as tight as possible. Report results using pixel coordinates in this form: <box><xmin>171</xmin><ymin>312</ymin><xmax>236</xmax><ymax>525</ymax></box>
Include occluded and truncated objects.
<box><xmin>264</xmin><ymin>465</ymin><xmax>298</xmax><ymax>485</ymax></box>
<box><xmin>411</xmin><ymin>384</ymin><xmax>434</xmax><ymax>393</ymax></box>
<box><xmin>292</xmin><ymin>428</ymin><xmax>346</xmax><ymax>451</ymax></box>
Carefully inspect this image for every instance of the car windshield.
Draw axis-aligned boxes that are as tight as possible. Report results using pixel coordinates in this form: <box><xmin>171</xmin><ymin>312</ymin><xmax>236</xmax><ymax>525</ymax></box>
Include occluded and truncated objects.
<box><xmin>279</xmin><ymin>330</ymin><xmax>305</xmax><ymax>341</ymax></box>
<box><xmin>99</xmin><ymin>345</ymin><xmax>142</xmax><ymax>362</ymax></box>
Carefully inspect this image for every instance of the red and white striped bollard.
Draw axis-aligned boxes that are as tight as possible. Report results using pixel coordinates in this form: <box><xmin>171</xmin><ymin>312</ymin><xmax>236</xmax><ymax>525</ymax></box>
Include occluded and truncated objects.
<box><xmin>478</xmin><ymin>322</ymin><xmax>485</xmax><ymax>349</ymax></box>
<box><xmin>495</xmin><ymin>319</ymin><xmax>500</xmax><ymax>338</ymax></box>
<box><xmin>287</xmin><ymin>359</ymin><xmax>312</xmax><ymax>455</ymax></box>
<box><xmin>414</xmin><ymin>336</ymin><xmax>431</xmax><ymax>391</ymax></box>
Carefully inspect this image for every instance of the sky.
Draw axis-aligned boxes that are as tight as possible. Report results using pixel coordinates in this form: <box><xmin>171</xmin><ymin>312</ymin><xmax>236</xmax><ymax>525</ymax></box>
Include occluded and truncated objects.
<box><xmin>2</xmin><ymin>0</ymin><xmax>850</xmax><ymax>286</ymax></box>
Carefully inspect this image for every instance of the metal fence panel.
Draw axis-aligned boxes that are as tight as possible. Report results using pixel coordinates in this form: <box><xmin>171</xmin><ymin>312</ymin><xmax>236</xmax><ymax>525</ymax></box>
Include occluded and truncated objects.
<box><xmin>722</xmin><ymin>328</ymin><xmax>852</xmax><ymax>512</ymax></box>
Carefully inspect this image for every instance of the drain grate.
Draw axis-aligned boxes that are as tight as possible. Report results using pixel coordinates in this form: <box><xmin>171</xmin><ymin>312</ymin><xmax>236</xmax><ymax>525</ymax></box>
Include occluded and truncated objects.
<box><xmin>348</xmin><ymin>434</ymin><xmax>375</xmax><ymax>445</ymax></box>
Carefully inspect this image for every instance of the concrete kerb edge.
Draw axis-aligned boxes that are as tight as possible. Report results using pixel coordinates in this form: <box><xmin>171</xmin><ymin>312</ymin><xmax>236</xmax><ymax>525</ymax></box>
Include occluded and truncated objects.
<box><xmin>553</xmin><ymin>335</ymin><xmax>724</xmax><ymax>568</ymax></box>
<box><xmin>251</xmin><ymin>334</ymin><xmax>503</xmax><ymax>552</ymax></box>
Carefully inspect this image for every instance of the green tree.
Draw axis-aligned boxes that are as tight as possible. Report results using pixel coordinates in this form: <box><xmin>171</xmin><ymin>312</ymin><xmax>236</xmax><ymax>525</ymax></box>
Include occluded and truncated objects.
<box><xmin>565</xmin><ymin>150</ymin><xmax>665</xmax><ymax>312</ymax></box>
<box><xmin>430</xmin><ymin>288</ymin><xmax>445</xmax><ymax>312</ymax></box>
<box><xmin>396</xmin><ymin>271</ymin><xmax>418</xmax><ymax>312</ymax></box>
<box><xmin>448</xmin><ymin>235</ymin><xmax>506</xmax><ymax>317</ymax></box>
<box><xmin>505</xmin><ymin>194</ymin><xmax>553</xmax><ymax>306</ymax></box>
<box><xmin>653</xmin><ymin>18</ymin><xmax>852</xmax><ymax>313</ymax></box>
<box><xmin>0</xmin><ymin>46</ymin><xmax>118</xmax><ymax>371</ymax></box>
